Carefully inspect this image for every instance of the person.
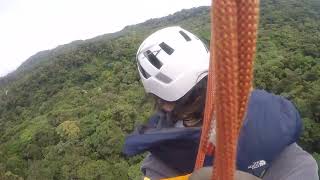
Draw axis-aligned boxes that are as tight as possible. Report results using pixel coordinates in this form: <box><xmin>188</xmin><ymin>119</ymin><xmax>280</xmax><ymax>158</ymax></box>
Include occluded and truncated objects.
<box><xmin>123</xmin><ymin>26</ymin><xmax>319</xmax><ymax>180</ymax></box>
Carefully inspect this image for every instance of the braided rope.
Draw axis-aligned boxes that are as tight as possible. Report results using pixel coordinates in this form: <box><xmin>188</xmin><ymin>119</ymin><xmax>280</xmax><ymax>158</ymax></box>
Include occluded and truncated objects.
<box><xmin>195</xmin><ymin>0</ymin><xmax>259</xmax><ymax>180</ymax></box>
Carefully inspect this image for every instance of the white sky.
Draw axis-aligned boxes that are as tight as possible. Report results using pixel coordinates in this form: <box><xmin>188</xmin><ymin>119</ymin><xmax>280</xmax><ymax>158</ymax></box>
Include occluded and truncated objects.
<box><xmin>0</xmin><ymin>0</ymin><xmax>211</xmax><ymax>77</ymax></box>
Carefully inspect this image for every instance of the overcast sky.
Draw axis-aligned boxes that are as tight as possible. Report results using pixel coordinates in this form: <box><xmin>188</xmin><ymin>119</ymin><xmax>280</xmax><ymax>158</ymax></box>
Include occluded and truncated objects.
<box><xmin>0</xmin><ymin>0</ymin><xmax>211</xmax><ymax>77</ymax></box>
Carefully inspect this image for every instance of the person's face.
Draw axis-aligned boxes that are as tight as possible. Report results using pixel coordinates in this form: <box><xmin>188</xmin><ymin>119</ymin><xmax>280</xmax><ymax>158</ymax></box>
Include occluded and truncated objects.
<box><xmin>157</xmin><ymin>99</ymin><xmax>176</xmax><ymax>112</ymax></box>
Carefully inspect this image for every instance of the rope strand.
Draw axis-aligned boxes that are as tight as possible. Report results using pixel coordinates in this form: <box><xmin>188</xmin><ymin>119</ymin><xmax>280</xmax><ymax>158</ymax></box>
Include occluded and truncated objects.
<box><xmin>195</xmin><ymin>0</ymin><xmax>259</xmax><ymax>180</ymax></box>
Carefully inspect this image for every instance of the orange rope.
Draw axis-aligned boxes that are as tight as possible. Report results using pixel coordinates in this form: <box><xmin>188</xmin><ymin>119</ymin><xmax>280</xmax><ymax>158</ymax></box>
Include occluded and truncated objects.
<box><xmin>195</xmin><ymin>0</ymin><xmax>259</xmax><ymax>180</ymax></box>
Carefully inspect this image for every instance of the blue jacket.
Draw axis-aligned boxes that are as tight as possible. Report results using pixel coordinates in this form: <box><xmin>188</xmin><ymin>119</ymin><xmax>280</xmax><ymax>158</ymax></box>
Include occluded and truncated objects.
<box><xmin>123</xmin><ymin>90</ymin><xmax>302</xmax><ymax>177</ymax></box>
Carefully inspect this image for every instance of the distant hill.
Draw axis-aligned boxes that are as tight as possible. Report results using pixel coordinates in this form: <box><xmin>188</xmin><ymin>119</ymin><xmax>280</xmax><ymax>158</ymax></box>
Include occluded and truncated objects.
<box><xmin>0</xmin><ymin>1</ymin><xmax>319</xmax><ymax>179</ymax></box>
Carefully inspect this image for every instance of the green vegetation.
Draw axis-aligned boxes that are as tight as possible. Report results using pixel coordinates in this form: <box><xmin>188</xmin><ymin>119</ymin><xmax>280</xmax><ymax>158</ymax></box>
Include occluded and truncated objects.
<box><xmin>0</xmin><ymin>0</ymin><xmax>319</xmax><ymax>179</ymax></box>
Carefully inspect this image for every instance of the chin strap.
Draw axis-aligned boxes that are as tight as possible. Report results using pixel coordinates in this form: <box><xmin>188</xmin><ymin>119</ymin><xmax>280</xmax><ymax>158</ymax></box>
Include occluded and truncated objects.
<box><xmin>195</xmin><ymin>1</ymin><xmax>260</xmax><ymax>180</ymax></box>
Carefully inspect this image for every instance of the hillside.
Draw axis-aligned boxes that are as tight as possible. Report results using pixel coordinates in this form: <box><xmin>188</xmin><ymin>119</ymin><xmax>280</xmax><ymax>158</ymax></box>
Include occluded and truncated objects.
<box><xmin>0</xmin><ymin>0</ymin><xmax>319</xmax><ymax>179</ymax></box>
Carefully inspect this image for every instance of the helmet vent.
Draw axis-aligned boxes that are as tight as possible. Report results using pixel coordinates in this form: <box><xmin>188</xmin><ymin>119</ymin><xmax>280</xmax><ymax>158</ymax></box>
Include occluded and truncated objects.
<box><xmin>144</xmin><ymin>50</ymin><xmax>163</xmax><ymax>69</ymax></box>
<box><xmin>155</xmin><ymin>72</ymin><xmax>172</xmax><ymax>84</ymax></box>
<box><xmin>137</xmin><ymin>62</ymin><xmax>150</xmax><ymax>79</ymax></box>
<box><xmin>179</xmin><ymin>31</ymin><xmax>191</xmax><ymax>41</ymax></box>
<box><xmin>159</xmin><ymin>42</ymin><xmax>174</xmax><ymax>55</ymax></box>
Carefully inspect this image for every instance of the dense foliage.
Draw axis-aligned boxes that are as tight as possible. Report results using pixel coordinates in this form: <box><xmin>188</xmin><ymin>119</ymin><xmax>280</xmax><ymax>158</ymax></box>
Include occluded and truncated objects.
<box><xmin>0</xmin><ymin>0</ymin><xmax>319</xmax><ymax>179</ymax></box>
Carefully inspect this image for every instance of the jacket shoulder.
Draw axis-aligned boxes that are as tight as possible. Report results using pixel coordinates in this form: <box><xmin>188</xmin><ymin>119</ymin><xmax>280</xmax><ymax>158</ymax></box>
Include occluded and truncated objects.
<box><xmin>263</xmin><ymin>143</ymin><xmax>319</xmax><ymax>180</ymax></box>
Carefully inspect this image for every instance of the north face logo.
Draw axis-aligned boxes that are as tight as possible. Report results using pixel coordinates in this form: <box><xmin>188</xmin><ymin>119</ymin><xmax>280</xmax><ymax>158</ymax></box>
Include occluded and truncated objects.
<box><xmin>248</xmin><ymin>160</ymin><xmax>267</xmax><ymax>170</ymax></box>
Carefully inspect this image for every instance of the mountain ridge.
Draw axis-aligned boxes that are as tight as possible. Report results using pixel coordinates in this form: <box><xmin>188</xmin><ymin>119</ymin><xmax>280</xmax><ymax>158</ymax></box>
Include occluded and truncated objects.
<box><xmin>0</xmin><ymin>6</ymin><xmax>210</xmax><ymax>87</ymax></box>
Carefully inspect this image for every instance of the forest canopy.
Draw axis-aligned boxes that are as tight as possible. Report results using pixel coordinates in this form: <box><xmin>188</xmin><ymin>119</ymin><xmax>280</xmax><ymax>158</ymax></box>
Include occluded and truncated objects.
<box><xmin>0</xmin><ymin>0</ymin><xmax>319</xmax><ymax>179</ymax></box>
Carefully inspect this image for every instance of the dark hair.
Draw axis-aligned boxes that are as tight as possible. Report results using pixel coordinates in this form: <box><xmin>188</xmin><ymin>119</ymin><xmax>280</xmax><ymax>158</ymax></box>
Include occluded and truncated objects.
<box><xmin>154</xmin><ymin>77</ymin><xmax>207</xmax><ymax>126</ymax></box>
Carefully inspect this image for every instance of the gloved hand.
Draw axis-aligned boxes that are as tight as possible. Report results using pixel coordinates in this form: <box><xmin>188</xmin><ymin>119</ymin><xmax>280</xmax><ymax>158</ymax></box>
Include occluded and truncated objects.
<box><xmin>189</xmin><ymin>167</ymin><xmax>262</xmax><ymax>180</ymax></box>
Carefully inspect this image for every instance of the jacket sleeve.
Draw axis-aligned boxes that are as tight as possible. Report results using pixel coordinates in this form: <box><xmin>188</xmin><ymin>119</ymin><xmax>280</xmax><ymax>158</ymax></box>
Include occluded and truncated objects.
<box><xmin>141</xmin><ymin>153</ymin><xmax>180</xmax><ymax>180</ymax></box>
<box><xmin>263</xmin><ymin>143</ymin><xmax>319</xmax><ymax>180</ymax></box>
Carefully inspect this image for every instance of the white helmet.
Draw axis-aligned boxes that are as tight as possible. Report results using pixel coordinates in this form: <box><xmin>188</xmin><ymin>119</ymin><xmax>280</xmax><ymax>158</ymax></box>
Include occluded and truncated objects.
<box><xmin>136</xmin><ymin>26</ymin><xmax>209</xmax><ymax>102</ymax></box>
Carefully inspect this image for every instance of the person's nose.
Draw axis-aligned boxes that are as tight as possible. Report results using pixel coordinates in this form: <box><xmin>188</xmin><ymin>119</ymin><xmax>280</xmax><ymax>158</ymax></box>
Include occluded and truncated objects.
<box><xmin>161</xmin><ymin>102</ymin><xmax>175</xmax><ymax>112</ymax></box>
